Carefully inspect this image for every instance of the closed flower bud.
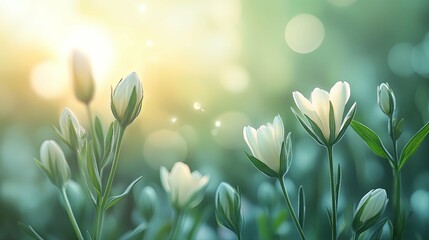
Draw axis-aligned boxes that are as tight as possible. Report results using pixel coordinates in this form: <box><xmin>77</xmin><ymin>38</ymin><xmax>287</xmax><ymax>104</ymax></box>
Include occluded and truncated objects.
<box><xmin>160</xmin><ymin>162</ymin><xmax>209</xmax><ymax>210</ymax></box>
<box><xmin>215</xmin><ymin>182</ymin><xmax>243</xmax><ymax>237</ymax></box>
<box><xmin>58</xmin><ymin>108</ymin><xmax>85</xmax><ymax>150</ymax></box>
<box><xmin>353</xmin><ymin>188</ymin><xmax>388</xmax><ymax>234</ymax></box>
<box><xmin>71</xmin><ymin>50</ymin><xmax>95</xmax><ymax>104</ymax></box>
<box><xmin>377</xmin><ymin>83</ymin><xmax>396</xmax><ymax>117</ymax></box>
<box><xmin>35</xmin><ymin>140</ymin><xmax>71</xmax><ymax>189</ymax></box>
<box><xmin>137</xmin><ymin>186</ymin><xmax>157</xmax><ymax>222</ymax></box>
<box><xmin>111</xmin><ymin>72</ymin><xmax>143</xmax><ymax>126</ymax></box>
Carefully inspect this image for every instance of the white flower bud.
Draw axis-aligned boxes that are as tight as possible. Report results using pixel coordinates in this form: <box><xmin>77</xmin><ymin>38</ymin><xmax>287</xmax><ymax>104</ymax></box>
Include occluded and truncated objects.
<box><xmin>215</xmin><ymin>182</ymin><xmax>243</xmax><ymax>237</ymax></box>
<box><xmin>36</xmin><ymin>140</ymin><xmax>71</xmax><ymax>188</ymax></box>
<box><xmin>71</xmin><ymin>50</ymin><xmax>95</xmax><ymax>104</ymax></box>
<box><xmin>137</xmin><ymin>186</ymin><xmax>157</xmax><ymax>221</ymax></box>
<box><xmin>58</xmin><ymin>108</ymin><xmax>85</xmax><ymax>149</ymax></box>
<box><xmin>353</xmin><ymin>188</ymin><xmax>388</xmax><ymax>234</ymax></box>
<box><xmin>111</xmin><ymin>72</ymin><xmax>143</xmax><ymax>126</ymax></box>
<box><xmin>377</xmin><ymin>83</ymin><xmax>396</xmax><ymax>117</ymax></box>
<box><xmin>160</xmin><ymin>162</ymin><xmax>209</xmax><ymax>210</ymax></box>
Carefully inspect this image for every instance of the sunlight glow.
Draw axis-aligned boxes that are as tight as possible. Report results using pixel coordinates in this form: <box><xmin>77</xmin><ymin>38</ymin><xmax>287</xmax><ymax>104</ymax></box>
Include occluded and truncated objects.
<box><xmin>57</xmin><ymin>24</ymin><xmax>115</xmax><ymax>89</ymax></box>
<box><xmin>30</xmin><ymin>61</ymin><xmax>69</xmax><ymax>99</ymax></box>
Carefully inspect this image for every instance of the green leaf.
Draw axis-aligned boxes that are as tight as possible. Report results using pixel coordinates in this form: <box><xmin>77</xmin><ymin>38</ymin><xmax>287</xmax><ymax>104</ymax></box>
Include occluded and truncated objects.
<box><xmin>118</xmin><ymin>222</ymin><xmax>147</xmax><ymax>240</ymax></box>
<box><xmin>244</xmin><ymin>152</ymin><xmax>278</xmax><ymax>178</ymax></box>
<box><xmin>272</xmin><ymin>209</ymin><xmax>288</xmax><ymax>232</ymax></box>
<box><xmin>291</xmin><ymin>107</ymin><xmax>325</xmax><ymax>146</ymax></box>
<box><xmin>351</xmin><ymin>120</ymin><xmax>393</xmax><ymax>164</ymax></box>
<box><xmin>280</xmin><ymin>133</ymin><xmax>292</xmax><ymax>176</ymax></box>
<box><xmin>105</xmin><ymin>176</ymin><xmax>143</xmax><ymax>210</ymax></box>
<box><xmin>334</xmin><ymin>102</ymin><xmax>357</xmax><ymax>145</ymax></box>
<box><xmin>399</xmin><ymin>121</ymin><xmax>429</xmax><ymax>170</ymax></box>
<box><xmin>86</xmin><ymin>142</ymin><xmax>102</xmax><ymax>196</ymax></box>
<box><xmin>304</xmin><ymin>114</ymin><xmax>328</xmax><ymax>146</ymax></box>
<box><xmin>298</xmin><ymin>185</ymin><xmax>305</xmax><ymax>228</ymax></box>
<box><xmin>369</xmin><ymin>218</ymin><xmax>388</xmax><ymax>240</ymax></box>
<box><xmin>335</xmin><ymin>164</ymin><xmax>341</xmax><ymax>207</ymax></box>
<box><xmin>93</xmin><ymin>116</ymin><xmax>105</xmax><ymax>161</ymax></box>
<box><xmin>17</xmin><ymin>222</ymin><xmax>45</xmax><ymax>240</ymax></box>
<box><xmin>325</xmin><ymin>207</ymin><xmax>332</xmax><ymax>227</ymax></box>
<box><xmin>101</xmin><ymin>122</ymin><xmax>116</xmax><ymax>171</ymax></box>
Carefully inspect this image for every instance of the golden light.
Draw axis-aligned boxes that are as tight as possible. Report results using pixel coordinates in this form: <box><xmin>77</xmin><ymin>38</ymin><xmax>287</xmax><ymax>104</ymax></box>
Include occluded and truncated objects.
<box><xmin>56</xmin><ymin>24</ymin><xmax>115</xmax><ymax>89</ymax></box>
<box><xmin>30</xmin><ymin>60</ymin><xmax>69</xmax><ymax>99</ymax></box>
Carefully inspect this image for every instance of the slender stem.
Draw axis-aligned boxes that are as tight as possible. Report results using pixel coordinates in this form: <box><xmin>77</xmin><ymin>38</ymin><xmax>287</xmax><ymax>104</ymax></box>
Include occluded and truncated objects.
<box><xmin>327</xmin><ymin>146</ymin><xmax>337</xmax><ymax>240</ymax></box>
<box><xmin>237</xmin><ymin>231</ymin><xmax>243</xmax><ymax>240</ymax></box>
<box><xmin>86</xmin><ymin>104</ymin><xmax>94</xmax><ymax>135</ymax></box>
<box><xmin>61</xmin><ymin>187</ymin><xmax>84</xmax><ymax>240</ymax></box>
<box><xmin>389</xmin><ymin>116</ymin><xmax>402</xmax><ymax>240</ymax></box>
<box><xmin>170</xmin><ymin>210</ymin><xmax>184</xmax><ymax>240</ymax></box>
<box><xmin>278</xmin><ymin>176</ymin><xmax>306</xmax><ymax>240</ymax></box>
<box><xmin>393</xmin><ymin>168</ymin><xmax>401</xmax><ymax>240</ymax></box>
<box><xmin>94</xmin><ymin>124</ymin><xmax>126</xmax><ymax>240</ymax></box>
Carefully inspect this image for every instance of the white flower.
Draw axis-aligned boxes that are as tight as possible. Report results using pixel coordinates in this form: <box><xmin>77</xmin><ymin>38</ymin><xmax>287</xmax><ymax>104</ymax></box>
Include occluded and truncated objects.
<box><xmin>160</xmin><ymin>162</ymin><xmax>209</xmax><ymax>209</ymax></box>
<box><xmin>353</xmin><ymin>188</ymin><xmax>388</xmax><ymax>234</ymax></box>
<box><xmin>111</xmin><ymin>72</ymin><xmax>143</xmax><ymax>126</ymax></box>
<box><xmin>243</xmin><ymin>115</ymin><xmax>287</xmax><ymax>174</ymax></box>
<box><xmin>377</xmin><ymin>83</ymin><xmax>396</xmax><ymax>117</ymax></box>
<box><xmin>58</xmin><ymin>108</ymin><xmax>85</xmax><ymax>149</ymax></box>
<box><xmin>293</xmin><ymin>81</ymin><xmax>355</xmax><ymax>144</ymax></box>
<box><xmin>71</xmin><ymin>50</ymin><xmax>95</xmax><ymax>104</ymax></box>
<box><xmin>36</xmin><ymin>140</ymin><xmax>71</xmax><ymax>188</ymax></box>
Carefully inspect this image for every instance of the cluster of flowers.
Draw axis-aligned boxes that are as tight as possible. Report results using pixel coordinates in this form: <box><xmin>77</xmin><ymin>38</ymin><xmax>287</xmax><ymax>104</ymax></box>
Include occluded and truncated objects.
<box><xmin>23</xmin><ymin>50</ymin><xmax>428</xmax><ymax>240</ymax></box>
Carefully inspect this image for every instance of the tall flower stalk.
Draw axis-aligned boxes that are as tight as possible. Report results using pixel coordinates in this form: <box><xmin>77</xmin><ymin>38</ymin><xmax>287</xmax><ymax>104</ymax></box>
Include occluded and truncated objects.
<box><xmin>292</xmin><ymin>81</ymin><xmax>356</xmax><ymax>240</ymax></box>
<box><xmin>351</xmin><ymin>83</ymin><xmax>429</xmax><ymax>240</ymax></box>
<box><xmin>243</xmin><ymin>115</ymin><xmax>306</xmax><ymax>240</ymax></box>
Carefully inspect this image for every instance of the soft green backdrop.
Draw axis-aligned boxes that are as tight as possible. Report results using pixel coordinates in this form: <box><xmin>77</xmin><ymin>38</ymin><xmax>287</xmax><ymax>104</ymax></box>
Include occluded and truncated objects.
<box><xmin>0</xmin><ymin>0</ymin><xmax>428</xmax><ymax>239</ymax></box>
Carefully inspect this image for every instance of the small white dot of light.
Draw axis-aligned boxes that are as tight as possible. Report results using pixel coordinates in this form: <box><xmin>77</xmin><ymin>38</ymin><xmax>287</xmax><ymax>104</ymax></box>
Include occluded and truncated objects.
<box><xmin>171</xmin><ymin>117</ymin><xmax>177</xmax><ymax>123</ymax></box>
<box><xmin>138</xmin><ymin>4</ymin><xmax>146</xmax><ymax>13</ymax></box>
<box><xmin>193</xmin><ymin>102</ymin><xmax>202</xmax><ymax>110</ymax></box>
<box><xmin>215</xmin><ymin>120</ymin><xmax>221</xmax><ymax>127</ymax></box>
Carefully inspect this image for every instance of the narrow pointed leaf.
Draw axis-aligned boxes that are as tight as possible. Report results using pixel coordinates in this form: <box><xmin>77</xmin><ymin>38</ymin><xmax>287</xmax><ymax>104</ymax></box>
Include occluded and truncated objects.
<box><xmin>291</xmin><ymin>107</ymin><xmax>325</xmax><ymax>146</ymax></box>
<box><xmin>86</xmin><ymin>142</ymin><xmax>102</xmax><ymax>195</ymax></box>
<box><xmin>335</xmin><ymin>164</ymin><xmax>341</xmax><ymax>207</ymax></box>
<box><xmin>351</xmin><ymin>120</ymin><xmax>393</xmax><ymax>163</ymax></box>
<box><xmin>369</xmin><ymin>218</ymin><xmax>388</xmax><ymax>240</ymax></box>
<box><xmin>326</xmin><ymin>207</ymin><xmax>332</xmax><ymax>227</ymax></box>
<box><xmin>18</xmin><ymin>222</ymin><xmax>45</xmax><ymax>240</ymax></box>
<box><xmin>105</xmin><ymin>176</ymin><xmax>143</xmax><ymax>210</ymax></box>
<box><xmin>244</xmin><ymin>152</ymin><xmax>278</xmax><ymax>177</ymax></box>
<box><xmin>334</xmin><ymin>102</ymin><xmax>357</xmax><ymax>145</ymax></box>
<box><xmin>304</xmin><ymin>114</ymin><xmax>328</xmax><ymax>146</ymax></box>
<box><xmin>298</xmin><ymin>185</ymin><xmax>305</xmax><ymax>228</ymax></box>
<box><xmin>399</xmin><ymin>121</ymin><xmax>429</xmax><ymax>170</ymax></box>
<box><xmin>94</xmin><ymin>116</ymin><xmax>104</xmax><ymax>161</ymax></box>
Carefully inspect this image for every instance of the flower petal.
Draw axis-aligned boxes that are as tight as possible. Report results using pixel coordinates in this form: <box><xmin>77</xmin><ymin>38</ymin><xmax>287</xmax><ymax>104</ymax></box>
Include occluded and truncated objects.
<box><xmin>257</xmin><ymin>126</ymin><xmax>279</xmax><ymax>172</ymax></box>
<box><xmin>329</xmin><ymin>81</ymin><xmax>350</xmax><ymax>136</ymax></box>
<box><xmin>293</xmin><ymin>91</ymin><xmax>325</xmax><ymax>137</ymax></box>
<box><xmin>310</xmin><ymin>88</ymin><xmax>330</xmax><ymax>140</ymax></box>
<box><xmin>243</xmin><ymin>126</ymin><xmax>263</xmax><ymax>160</ymax></box>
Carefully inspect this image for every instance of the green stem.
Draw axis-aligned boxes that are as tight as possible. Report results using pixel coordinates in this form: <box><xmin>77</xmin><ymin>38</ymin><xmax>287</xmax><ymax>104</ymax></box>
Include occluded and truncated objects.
<box><xmin>278</xmin><ymin>176</ymin><xmax>306</xmax><ymax>240</ymax></box>
<box><xmin>86</xmin><ymin>104</ymin><xmax>94</xmax><ymax>134</ymax></box>
<box><xmin>170</xmin><ymin>210</ymin><xmax>184</xmax><ymax>240</ymax></box>
<box><xmin>94</xmin><ymin>124</ymin><xmax>126</xmax><ymax>240</ymax></box>
<box><xmin>61</xmin><ymin>187</ymin><xmax>84</xmax><ymax>240</ymax></box>
<box><xmin>389</xmin><ymin>116</ymin><xmax>402</xmax><ymax>240</ymax></box>
<box><xmin>393</xmin><ymin>167</ymin><xmax>402</xmax><ymax>240</ymax></box>
<box><xmin>327</xmin><ymin>146</ymin><xmax>337</xmax><ymax>240</ymax></box>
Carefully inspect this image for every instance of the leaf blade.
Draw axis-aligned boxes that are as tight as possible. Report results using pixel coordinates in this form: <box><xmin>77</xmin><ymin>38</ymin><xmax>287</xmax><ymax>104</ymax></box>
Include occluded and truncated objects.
<box><xmin>399</xmin><ymin>121</ymin><xmax>429</xmax><ymax>170</ymax></box>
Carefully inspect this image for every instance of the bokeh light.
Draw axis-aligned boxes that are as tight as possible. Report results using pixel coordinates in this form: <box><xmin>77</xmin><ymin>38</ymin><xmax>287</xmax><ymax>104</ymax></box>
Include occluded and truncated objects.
<box><xmin>284</xmin><ymin>14</ymin><xmax>325</xmax><ymax>54</ymax></box>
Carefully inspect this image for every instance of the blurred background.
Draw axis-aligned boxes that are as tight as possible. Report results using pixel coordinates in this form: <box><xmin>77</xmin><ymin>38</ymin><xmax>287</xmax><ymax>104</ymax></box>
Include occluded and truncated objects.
<box><xmin>1</xmin><ymin>0</ymin><xmax>429</xmax><ymax>239</ymax></box>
